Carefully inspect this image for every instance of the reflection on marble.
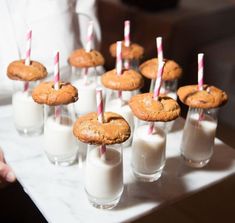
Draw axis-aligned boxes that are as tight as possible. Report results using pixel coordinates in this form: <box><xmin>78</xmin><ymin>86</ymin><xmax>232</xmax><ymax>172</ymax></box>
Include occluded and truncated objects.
<box><xmin>1</xmin><ymin>105</ymin><xmax>235</xmax><ymax>223</ymax></box>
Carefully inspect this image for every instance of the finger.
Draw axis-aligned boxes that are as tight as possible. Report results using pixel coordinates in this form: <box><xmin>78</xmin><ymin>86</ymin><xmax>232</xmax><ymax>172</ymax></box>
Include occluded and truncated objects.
<box><xmin>0</xmin><ymin>149</ymin><xmax>4</xmax><ymax>162</ymax></box>
<box><xmin>0</xmin><ymin>162</ymin><xmax>16</xmax><ymax>183</ymax></box>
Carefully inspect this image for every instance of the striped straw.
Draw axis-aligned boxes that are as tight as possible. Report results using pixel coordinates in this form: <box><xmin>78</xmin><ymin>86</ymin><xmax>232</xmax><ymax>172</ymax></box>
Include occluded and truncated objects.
<box><xmin>24</xmin><ymin>30</ymin><xmax>32</xmax><ymax>92</ymax></box>
<box><xmin>84</xmin><ymin>21</ymin><xmax>94</xmax><ymax>83</ymax></box>
<box><xmin>54</xmin><ymin>51</ymin><xmax>60</xmax><ymax>90</ymax></box>
<box><xmin>153</xmin><ymin>61</ymin><xmax>165</xmax><ymax>99</ymax></box>
<box><xmin>25</xmin><ymin>30</ymin><xmax>32</xmax><ymax>66</ymax></box>
<box><xmin>116</xmin><ymin>41</ymin><xmax>123</xmax><ymax>99</ymax></box>
<box><xmin>96</xmin><ymin>87</ymin><xmax>106</xmax><ymax>157</ymax></box>
<box><xmin>156</xmin><ymin>37</ymin><xmax>163</xmax><ymax>63</ymax></box>
<box><xmin>198</xmin><ymin>53</ymin><xmax>204</xmax><ymax>91</ymax></box>
<box><xmin>124</xmin><ymin>20</ymin><xmax>130</xmax><ymax>69</ymax></box>
<box><xmin>85</xmin><ymin>21</ymin><xmax>94</xmax><ymax>52</ymax></box>
<box><xmin>116</xmin><ymin>41</ymin><xmax>123</xmax><ymax>75</ymax></box>
<box><xmin>53</xmin><ymin>51</ymin><xmax>61</xmax><ymax>121</ymax></box>
<box><xmin>148</xmin><ymin>61</ymin><xmax>165</xmax><ymax>135</ymax></box>
<box><xmin>124</xmin><ymin>20</ymin><xmax>130</xmax><ymax>47</ymax></box>
<box><xmin>96</xmin><ymin>87</ymin><xmax>104</xmax><ymax>123</ymax></box>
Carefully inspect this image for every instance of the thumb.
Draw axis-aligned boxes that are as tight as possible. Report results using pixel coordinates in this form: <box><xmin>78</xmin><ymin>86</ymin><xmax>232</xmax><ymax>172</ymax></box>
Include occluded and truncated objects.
<box><xmin>0</xmin><ymin>162</ymin><xmax>16</xmax><ymax>183</ymax></box>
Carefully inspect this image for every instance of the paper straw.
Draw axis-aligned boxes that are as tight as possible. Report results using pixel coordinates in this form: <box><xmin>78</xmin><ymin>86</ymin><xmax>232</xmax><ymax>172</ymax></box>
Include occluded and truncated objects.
<box><xmin>85</xmin><ymin>21</ymin><xmax>94</xmax><ymax>52</ymax></box>
<box><xmin>116</xmin><ymin>41</ymin><xmax>123</xmax><ymax>75</ymax></box>
<box><xmin>116</xmin><ymin>41</ymin><xmax>123</xmax><ymax>99</ymax></box>
<box><xmin>96</xmin><ymin>87</ymin><xmax>106</xmax><ymax>158</ymax></box>
<box><xmin>124</xmin><ymin>20</ymin><xmax>130</xmax><ymax>47</ymax></box>
<box><xmin>148</xmin><ymin>61</ymin><xmax>165</xmax><ymax>135</ymax></box>
<box><xmin>153</xmin><ymin>61</ymin><xmax>165</xmax><ymax>100</ymax></box>
<box><xmin>24</xmin><ymin>30</ymin><xmax>32</xmax><ymax>92</ymax></box>
<box><xmin>198</xmin><ymin>53</ymin><xmax>204</xmax><ymax>91</ymax></box>
<box><xmin>54</xmin><ymin>51</ymin><xmax>61</xmax><ymax>121</ymax></box>
<box><xmin>54</xmin><ymin>51</ymin><xmax>60</xmax><ymax>90</ymax></box>
<box><xmin>83</xmin><ymin>21</ymin><xmax>94</xmax><ymax>84</ymax></box>
<box><xmin>124</xmin><ymin>20</ymin><xmax>130</xmax><ymax>69</ymax></box>
<box><xmin>25</xmin><ymin>30</ymin><xmax>32</xmax><ymax>66</ymax></box>
<box><xmin>156</xmin><ymin>37</ymin><xmax>163</xmax><ymax>63</ymax></box>
<box><xmin>96</xmin><ymin>87</ymin><xmax>104</xmax><ymax>123</ymax></box>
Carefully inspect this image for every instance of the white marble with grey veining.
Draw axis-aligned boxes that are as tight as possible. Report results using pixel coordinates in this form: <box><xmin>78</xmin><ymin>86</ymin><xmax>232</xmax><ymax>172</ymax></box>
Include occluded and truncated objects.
<box><xmin>1</xmin><ymin>104</ymin><xmax>235</xmax><ymax>223</ymax></box>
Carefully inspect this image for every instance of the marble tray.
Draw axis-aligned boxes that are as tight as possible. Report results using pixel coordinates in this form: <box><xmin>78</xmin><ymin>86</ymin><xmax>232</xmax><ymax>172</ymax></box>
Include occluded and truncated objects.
<box><xmin>1</xmin><ymin>105</ymin><xmax>235</xmax><ymax>223</ymax></box>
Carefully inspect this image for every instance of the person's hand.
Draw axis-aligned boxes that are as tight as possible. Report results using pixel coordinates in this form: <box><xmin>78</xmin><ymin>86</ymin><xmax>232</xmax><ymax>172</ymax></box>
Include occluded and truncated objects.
<box><xmin>0</xmin><ymin>148</ymin><xmax>16</xmax><ymax>183</ymax></box>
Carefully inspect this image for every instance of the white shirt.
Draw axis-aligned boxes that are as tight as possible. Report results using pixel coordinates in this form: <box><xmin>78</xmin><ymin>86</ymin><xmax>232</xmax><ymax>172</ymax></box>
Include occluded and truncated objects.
<box><xmin>0</xmin><ymin>0</ymin><xmax>101</xmax><ymax>96</ymax></box>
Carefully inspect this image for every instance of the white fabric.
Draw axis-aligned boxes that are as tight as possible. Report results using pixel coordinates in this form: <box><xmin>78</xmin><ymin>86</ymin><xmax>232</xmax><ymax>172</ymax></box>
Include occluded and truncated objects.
<box><xmin>0</xmin><ymin>0</ymin><xmax>100</xmax><ymax>96</ymax></box>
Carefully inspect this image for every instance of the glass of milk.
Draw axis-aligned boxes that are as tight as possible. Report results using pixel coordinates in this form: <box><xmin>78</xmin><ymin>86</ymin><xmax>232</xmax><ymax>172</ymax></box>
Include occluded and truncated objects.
<box><xmin>85</xmin><ymin>144</ymin><xmax>123</xmax><ymax>209</ymax></box>
<box><xmin>71</xmin><ymin>67</ymin><xmax>98</xmax><ymax>116</ymax></box>
<box><xmin>12</xmin><ymin>81</ymin><xmax>44</xmax><ymax>136</ymax></box>
<box><xmin>44</xmin><ymin>104</ymin><xmax>78</xmax><ymax>166</ymax></box>
<box><xmin>105</xmin><ymin>90</ymin><xmax>134</xmax><ymax>147</ymax></box>
<box><xmin>131</xmin><ymin>119</ymin><xmax>166</xmax><ymax>182</ymax></box>
<box><xmin>180</xmin><ymin>107</ymin><xmax>218</xmax><ymax>168</ymax></box>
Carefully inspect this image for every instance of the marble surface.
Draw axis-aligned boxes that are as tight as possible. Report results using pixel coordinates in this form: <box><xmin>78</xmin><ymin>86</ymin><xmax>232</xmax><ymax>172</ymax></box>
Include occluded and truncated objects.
<box><xmin>1</xmin><ymin>105</ymin><xmax>235</xmax><ymax>223</ymax></box>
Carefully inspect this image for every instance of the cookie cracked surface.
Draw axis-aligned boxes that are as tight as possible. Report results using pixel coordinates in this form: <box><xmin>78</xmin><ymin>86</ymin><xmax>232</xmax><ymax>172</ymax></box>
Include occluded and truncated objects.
<box><xmin>139</xmin><ymin>58</ymin><xmax>182</xmax><ymax>81</ymax></box>
<box><xmin>109</xmin><ymin>42</ymin><xmax>144</xmax><ymax>60</ymax></box>
<box><xmin>32</xmin><ymin>81</ymin><xmax>78</xmax><ymax>106</ymax></box>
<box><xmin>68</xmin><ymin>48</ymin><xmax>105</xmax><ymax>68</ymax></box>
<box><xmin>177</xmin><ymin>85</ymin><xmax>228</xmax><ymax>109</ymax></box>
<box><xmin>7</xmin><ymin>60</ymin><xmax>47</xmax><ymax>81</ymax></box>
<box><xmin>101</xmin><ymin>69</ymin><xmax>144</xmax><ymax>91</ymax></box>
<box><xmin>129</xmin><ymin>93</ymin><xmax>181</xmax><ymax>122</ymax></box>
<box><xmin>73</xmin><ymin>112</ymin><xmax>131</xmax><ymax>145</ymax></box>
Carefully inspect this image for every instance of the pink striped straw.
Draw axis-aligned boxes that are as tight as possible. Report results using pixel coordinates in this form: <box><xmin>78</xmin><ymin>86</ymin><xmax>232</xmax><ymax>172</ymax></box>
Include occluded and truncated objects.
<box><xmin>25</xmin><ymin>30</ymin><xmax>32</xmax><ymax>66</ymax></box>
<box><xmin>156</xmin><ymin>37</ymin><xmax>163</xmax><ymax>63</ymax></box>
<box><xmin>116</xmin><ymin>41</ymin><xmax>123</xmax><ymax>99</ymax></box>
<box><xmin>198</xmin><ymin>53</ymin><xmax>204</xmax><ymax>91</ymax></box>
<box><xmin>124</xmin><ymin>20</ymin><xmax>130</xmax><ymax>47</ymax></box>
<box><xmin>54</xmin><ymin>51</ymin><xmax>61</xmax><ymax>121</ymax></box>
<box><xmin>124</xmin><ymin>20</ymin><xmax>130</xmax><ymax>69</ymax></box>
<box><xmin>85</xmin><ymin>21</ymin><xmax>94</xmax><ymax>52</ymax></box>
<box><xmin>153</xmin><ymin>61</ymin><xmax>165</xmax><ymax>100</ymax></box>
<box><xmin>96</xmin><ymin>87</ymin><xmax>104</xmax><ymax>123</ymax></box>
<box><xmin>24</xmin><ymin>30</ymin><xmax>32</xmax><ymax>92</ymax></box>
<box><xmin>96</xmin><ymin>87</ymin><xmax>106</xmax><ymax>157</ymax></box>
<box><xmin>54</xmin><ymin>51</ymin><xmax>60</xmax><ymax>90</ymax></box>
<box><xmin>148</xmin><ymin>61</ymin><xmax>165</xmax><ymax>135</ymax></box>
<box><xmin>84</xmin><ymin>21</ymin><xmax>94</xmax><ymax>83</ymax></box>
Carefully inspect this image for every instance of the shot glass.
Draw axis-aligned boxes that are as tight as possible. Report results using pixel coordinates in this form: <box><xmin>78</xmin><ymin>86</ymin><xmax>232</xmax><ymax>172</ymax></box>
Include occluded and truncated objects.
<box><xmin>12</xmin><ymin>81</ymin><xmax>44</xmax><ymax>136</ymax></box>
<box><xmin>105</xmin><ymin>90</ymin><xmax>134</xmax><ymax>147</ymax></box>
<box><xmin>180</xmin><ymin>107</ymin><xmax>218</xmax><ymax>168</ymax></box>
<box><xmin>131</xmin><ymin>119</ymin><xmax>166</xmax><ymax>182</ymax></box>
<box><xmin>71</xmin><ymin>67</ymin><xmax>98</xmax><ymax>116</ymax></box>
<box><xmin>44</xmin><ymin>104</ymin><xmax>78</xmax><ymax>166</ymax></box>
<box><xmin>85</xmin><ymin>144</ymin><xmax>123</xmax><ymax>209</ymax></box>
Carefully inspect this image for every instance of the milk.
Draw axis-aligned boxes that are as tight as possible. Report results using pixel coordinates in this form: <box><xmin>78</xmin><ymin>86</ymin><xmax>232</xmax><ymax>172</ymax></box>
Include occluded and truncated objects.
<box><xmin>181</xmin><ymin>114</ymin><xmax>217</xmax><ymax>164</ymax></box>
<box><xmin>73</xmin><ymin>80</ymin><xmax>97</xmax><ymax>115</ymax></box>
<box><xmin>44</xmin><ymin>116</ymin><xmax>78</xmax><ymax>159</ymax></box>
<box><xmin>106</xmin><ymin>98</ymin><xmax>134</xmax><ymax>147</ymax></box>
<box><xmin>12</xmin><ymin>91</ymin><xmax>44</xmax><ymax>133</ymax></box>
<box><xmin>85</xmin><ymin>147</ymin><xmax>123</xmax><ymax>201</ymax></box>
<box><xmin>132</xmin><ymin>125</ymin><xmax>166</xmax><ymax>180</ymax></box>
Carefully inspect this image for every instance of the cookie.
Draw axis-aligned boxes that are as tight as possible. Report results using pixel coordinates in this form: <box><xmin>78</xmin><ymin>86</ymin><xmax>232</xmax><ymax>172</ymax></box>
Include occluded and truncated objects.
<box><xmin>7</xmin><ymin>60</ymin><xmax>47</xmax><ymax>81</ymax></box>
<box><xmin>109</xmin><ymin>41</ymin><xmax>144</xmax><ymax>60</ymax></box>
<box><xmin>32</xmin><ymin>81</ymin><xmax>78</xmax><ymax>106</ymax></box>
<box><xmin>129</xmin><ymin>93</ymin><xmax>181</xmax><ymax>122</ymax></box>
<box><xmin>177</xmin><ymin>85</ymin><xmax>228</xmax><ymax>109</ymax></box>
<box><xmin>68</xmin><ymin>48</ymin><xmax>105</xmax><ymax>68</ymax></box>
<box><xmin>101</xmin><ymin>69</ymin><xmax>144</xmax><ymax>91</ymax></box>
<box><xmin>139</xmin><ymin>58</ymin><xmax>182</xmax><ymax>81</ymax></box>
<box><xmin>73</xmin><ymin>112</ymin><xmax>131</xmax><ymax>145</ymax></box>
